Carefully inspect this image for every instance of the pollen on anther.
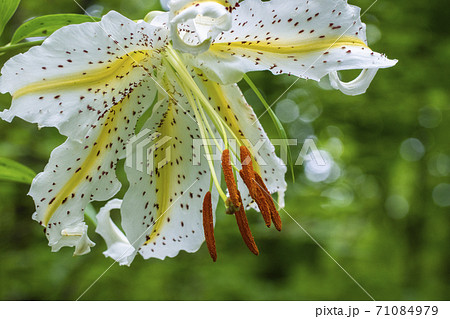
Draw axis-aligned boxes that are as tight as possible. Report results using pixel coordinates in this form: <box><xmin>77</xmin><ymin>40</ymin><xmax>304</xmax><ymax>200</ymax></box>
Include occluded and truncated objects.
<box><xmin>202</xmin><ymin>191</ymin><xmax>217</xmax><ymax>262</ymax></box>
<box><xmin>234</xmin><ymin>192</ymin><xmax>259</xmax><ymax>256</ymax></box>
<box><xmin>221</xmin><ymin>149</ymin><xmax>240</xmax><ymax>208</ymax></box>
<box><xmin>254</xmin><ymin>173</ymin><xmax>282</xmax><ymax>231</ymax></box>
<box><xmin>240</xmin><ymin>146</ymin><xmax>256</xmax><ymax>192</ymax></box>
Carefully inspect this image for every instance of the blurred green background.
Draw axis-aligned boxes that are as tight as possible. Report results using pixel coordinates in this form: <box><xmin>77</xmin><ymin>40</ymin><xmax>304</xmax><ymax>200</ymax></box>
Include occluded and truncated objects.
<box><xmin>0</xmin><ymin>0</ymin><xmax>449</xmax><ymax>300</ymax></box>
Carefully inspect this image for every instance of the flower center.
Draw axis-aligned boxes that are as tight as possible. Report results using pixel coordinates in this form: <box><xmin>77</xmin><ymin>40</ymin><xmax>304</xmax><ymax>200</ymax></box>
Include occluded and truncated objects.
<box><xmin>161</xmin><ymin>44</ymin><xmax>281</xmax><ymax>261</ymax></box>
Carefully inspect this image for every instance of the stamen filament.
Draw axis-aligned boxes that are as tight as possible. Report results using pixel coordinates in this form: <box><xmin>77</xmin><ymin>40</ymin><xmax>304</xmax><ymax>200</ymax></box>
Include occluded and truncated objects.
<box><xmin>165</xmin><ymin>47</ymin><xmax>228</xmax><ymax>146</ymax></box>
<box><xmin>165</xmin><ymin>46</ymin><xmax>243</xmax><ymax>148</ymax></box>
<box><xmin>196</xmin><ymin>95</ymin><xmax>225</xmax><ymax>153</ymax></box>
<box><xmin>179</xmin><ymin>79</ymin><xmax>227</xmax><ymax>202</ymax></box>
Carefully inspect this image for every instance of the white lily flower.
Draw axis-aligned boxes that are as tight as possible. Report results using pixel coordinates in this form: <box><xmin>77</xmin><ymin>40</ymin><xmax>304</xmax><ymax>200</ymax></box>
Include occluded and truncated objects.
<box><xmin>0</xmin><ymin>0</ymin><xmax>396</xmax><ymax>264</ymax></box>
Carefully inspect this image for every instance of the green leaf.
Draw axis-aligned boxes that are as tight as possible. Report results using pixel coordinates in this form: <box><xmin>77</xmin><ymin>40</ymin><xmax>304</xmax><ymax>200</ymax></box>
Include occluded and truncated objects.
<box><xmin>0</xmin><ymin>0</ymin><xmax>21</xmax><ymax>36</ymax></box>
<box><xmin>0</xmin><ymin>157</ymin><xmax>35</xmax><ymax>184</ymax></box>
<box><xmin>243</xmin><ymin>74</ymin><xmax>296</xmax><ymax>182</ymax></box>
<box><xmin>11</xmin><ymin>14</ymin><xmax>99</xmax><ymax>44</ymax></box>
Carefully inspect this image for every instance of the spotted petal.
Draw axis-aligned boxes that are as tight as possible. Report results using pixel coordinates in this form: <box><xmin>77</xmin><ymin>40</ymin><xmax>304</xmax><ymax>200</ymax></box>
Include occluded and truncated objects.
<box><xmin>0</xmin><ymin>11</ymin><xmax>168</xmax><ymax>140</ymax></box>
<box><xmin>120</xmin><ymin>82</ymin><xmax>221</xmax><ymax>260</ymax></box>
<box><xmin>187</xmin><ymin>0</ymin><xmax>397</xmax><ymax>95</ymax></box>
<box><xmin>30</xmin><ymin>80</ymin><xmax>158</xmax><ymax>253</ymax></box>
<box><xmin>0</xmin><ymin>11</ymin><xmax>168</xmax><ymax>253</ymax></box>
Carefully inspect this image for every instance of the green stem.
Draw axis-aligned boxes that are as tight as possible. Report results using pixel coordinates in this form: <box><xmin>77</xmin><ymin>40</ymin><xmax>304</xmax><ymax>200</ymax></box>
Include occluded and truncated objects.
<box><xmin>0</xmin><ymin>40</ymin><xmax>44</xmax><ymax>53</ymax></box>
<box><xmin>243</xmin><ymin>74</ymin><xmax>296</xmax><ymax>182</ymax></box>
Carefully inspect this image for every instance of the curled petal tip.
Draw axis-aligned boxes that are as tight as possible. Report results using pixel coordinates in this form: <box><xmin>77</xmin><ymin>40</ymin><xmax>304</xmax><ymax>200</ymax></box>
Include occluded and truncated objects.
<box><xmin>169</xmin><ymin>1</ymin><xmax>232</xmax><ymax>54</ymax></box>
<box><xmin>329</xmin><ymin>68</ymin><xmax>379</xmax><ymax>96</ymax></box>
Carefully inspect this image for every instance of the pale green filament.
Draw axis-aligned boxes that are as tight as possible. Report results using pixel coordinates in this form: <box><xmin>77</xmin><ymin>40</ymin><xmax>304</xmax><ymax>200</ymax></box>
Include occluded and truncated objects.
<box><xmin>165</xmin><ymin>46</ymin><xmax>244</xmax><ymax>147</ymax></box>
<box><xmin>162</xmin><ymin>45</ymin><xmax>251</xmax><ymax>202</ymax></box>
<box><xmin>178</xmin><ymin>78</ymin><xmax>227</xmax><ymax>202</ymax></box>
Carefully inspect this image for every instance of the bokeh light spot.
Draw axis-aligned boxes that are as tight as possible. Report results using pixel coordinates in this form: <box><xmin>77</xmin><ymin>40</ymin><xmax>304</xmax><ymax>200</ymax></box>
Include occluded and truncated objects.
<box><xmin>399</xmin><ymin>138</ymin><xmax>425</xmax><ymax>162</ymax></box>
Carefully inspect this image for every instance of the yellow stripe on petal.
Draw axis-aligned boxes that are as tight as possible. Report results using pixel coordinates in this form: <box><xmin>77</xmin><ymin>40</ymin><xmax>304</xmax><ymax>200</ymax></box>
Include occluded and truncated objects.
<box><xmin>186</xmin><ymin>0</ymin><xmax>396</xmax><ymax>86</ymax></box>
<box><xmin>143</xmin><ymin>101</ymin><xmax>176</xmax><ymax>245</ymax></box>
<box><xmin>13</xmin><ymin>51</ymin><xmax>151</xmax><ymax>99</ymax></box>
<box><xmin>174</xmin><ymin>0</ymin><xmax>235</xmax><ymax>15</ymax></box>
<box><xmin>42</xmin><ymin>98</ymin><xmax>128</xmax><ymax>225</ymax></box>
<box><xmin>211</xmin><ymin>36</ymin><xmax>368</xmax><ymax>55</ymax></box>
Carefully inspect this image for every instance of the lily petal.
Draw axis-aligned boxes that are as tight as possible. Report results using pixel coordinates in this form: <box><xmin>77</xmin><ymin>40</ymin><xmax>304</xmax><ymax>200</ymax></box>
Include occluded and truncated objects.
<box><xmin>30</xmin><ymin>80</ymin><xmax>157</xmax><ymax>253</ymax></box>
<box><xmin>95</xmin><ymin>199</ymin><xmax>136</xmax><ymax>266</ymax></box>
<box><xmin>187</xmin><ymin>0</ymin><xmax>397</xmax><ymax>94</ymax></box>
<box><xmin>50</xmin><ymin>222</ymin><xmax>95</xmax><ymax>256</ymax></box>
<box><xmin>120</xmin><ymin>83</ymin><xmax>221</xmax><ymax>260</ymax></box>
<box><xmin>0</xmin><ymin>11</ymin><xmax>168</xmax><ymax>253</ymax></box>
<box><xmin>0</xmin><ymin>11</ymin><xmax>168</xmax><ymax>141</ymax></box>
<box><xmin>328</xmin><ymin>68</ymin><xmax>378</xmax><ymax>96</ymax></box>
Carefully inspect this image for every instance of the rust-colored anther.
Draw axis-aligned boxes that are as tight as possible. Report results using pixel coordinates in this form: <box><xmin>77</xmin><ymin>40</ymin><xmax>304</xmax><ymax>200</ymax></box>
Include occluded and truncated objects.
<box><xmin>235</xmin><ymin>191</ymin><xmax>259</xmax><ymax>255</ymax></box>
<box><xmin>240</xmin><ymin>146</ymin><xmax>255</xmax><ymax>194</ymax></box>
<box><xmin>239</xmin><ymin>170</ymin><xmax>271</xmax><ymax>228</ymax></box>
<box><xmin>221</xmin><ymin>149</ymin><xmax>240</xmax><ymax>208</ymax></box>
<box><xmin>254</xmin><ymin>179</ymin><xmax>272</xmax><ymax>228</ymax></box>
<box><xmin>254</xmin><ymin>173</ymin><xmax>282</xmax><ymax>231</ymax></box>
<box><xmin>239</xmin><ymin>169</ymin><xmax>253</xmax><ymax>193</ymax></box>
<box><xmin>202</xmin><ymin>191</ymin><xmax>217</xmax><ymax>262</ymax></box>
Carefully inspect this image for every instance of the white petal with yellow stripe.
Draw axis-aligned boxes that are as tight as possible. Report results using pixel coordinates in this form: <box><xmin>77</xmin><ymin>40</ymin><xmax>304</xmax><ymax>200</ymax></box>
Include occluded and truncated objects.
<box><xmin>120</xmin><ymin>81</ymin><xmax>221</xmax><ymax>260</ymax></box>
<box><xmin>186</xmin><ymin>0</ymin><xmax>397</xmax><ymax>95</ymax></box>
<box><xmin>0</xmin><ymin>11</ymin><xmax>168</xmax><ymax>140</ymax></box>
<box><xmin>30</xmin><ymin>80</ymin><xmax>158</xmax><ymax>254</ymax></box>
<box><xmin>0</xmin><ymin>11</ymin><xmax>169</xmax><ymax>254</ymax></box>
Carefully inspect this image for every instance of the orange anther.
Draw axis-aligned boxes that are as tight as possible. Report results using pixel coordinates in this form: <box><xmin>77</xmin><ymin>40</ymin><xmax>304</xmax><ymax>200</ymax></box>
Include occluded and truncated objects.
<box><xmin>254</xmin><ymin>173</ymin><xmax>282</xmax><ymax>231</ymax></box>
<box><xmin>202</xmin><ymin>191</ymin><xmax>217</xmax><ymax>262</ymax></box>
<box><xmin>235</xmin><ymin>191</ymin><xmax>259</xmax><ymax>256</ymax></box>
<box><xmin>221</xmin><ymin>149</ymin><xmax>240</xmax><ymax>208</ymax></box>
